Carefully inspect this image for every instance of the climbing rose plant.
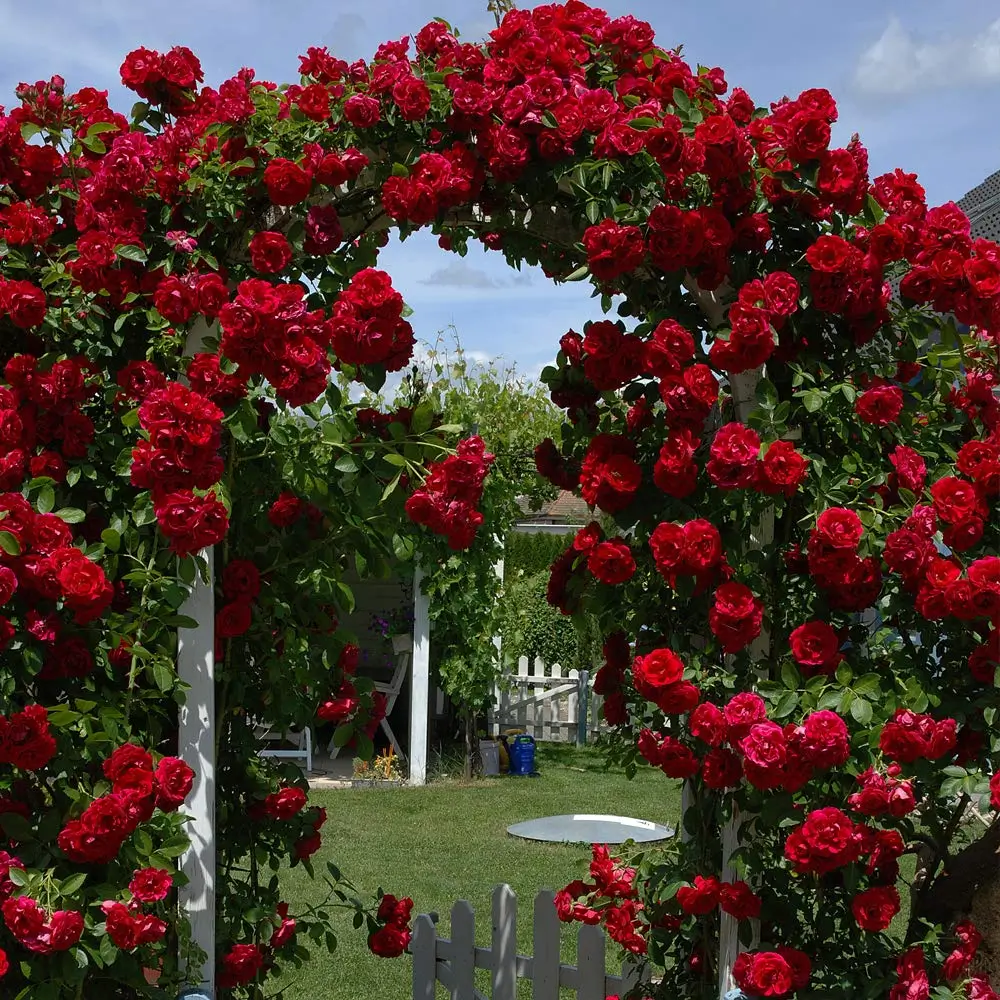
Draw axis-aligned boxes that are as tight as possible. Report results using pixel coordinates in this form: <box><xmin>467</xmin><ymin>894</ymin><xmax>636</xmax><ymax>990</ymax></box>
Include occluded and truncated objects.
<box><xmin>1</xmin><ymin>1</ymin><xmax>999</xmax><ymax>997</ymax></box>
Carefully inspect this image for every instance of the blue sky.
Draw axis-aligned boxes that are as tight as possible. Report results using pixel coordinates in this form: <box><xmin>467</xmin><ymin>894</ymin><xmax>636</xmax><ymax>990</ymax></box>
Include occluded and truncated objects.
<box><xmin>1</xmin><ymin>0</ymin><xmax>998</xmax><ymax>376</ymax></box>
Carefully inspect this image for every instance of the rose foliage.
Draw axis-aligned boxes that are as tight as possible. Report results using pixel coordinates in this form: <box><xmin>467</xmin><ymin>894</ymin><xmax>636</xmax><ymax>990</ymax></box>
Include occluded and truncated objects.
<box><xmin>2</xmin><ymin>3</ymin><xmax>1000</xmax><ymax>998</ymax></box>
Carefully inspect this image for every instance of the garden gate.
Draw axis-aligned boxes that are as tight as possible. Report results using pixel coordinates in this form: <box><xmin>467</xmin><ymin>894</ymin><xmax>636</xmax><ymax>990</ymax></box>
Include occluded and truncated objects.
<box><xmin>491</xmin><ymin>657</ymin><xmax>605</xmax><ymax>743</ymax></box>
<box><xmin>410</xmin><ymin>885</ymin><xmax>643</xmax><ymax>1000</ymax></box>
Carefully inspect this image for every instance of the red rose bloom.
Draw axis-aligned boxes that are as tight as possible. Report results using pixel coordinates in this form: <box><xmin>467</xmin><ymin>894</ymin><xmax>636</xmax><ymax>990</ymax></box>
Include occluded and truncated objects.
<box><xmin>732</xmin><ymin>951</ymin><xmax>794</xmax><ymax>997</ymax></box>
<box><xmin>784</xmin><ymin>807</ymin><xmax>863</xmax><ymax>874</ymax></box>
<box><xmin>676</xmin><ymin>875</ymin><xmax>721</xmax><ymax>916</ymax></box>
<box><xmin>758</xmin><ymin>440</ymin><xmax>808</xmax><ymax>496</ymax></box>
<box><xmin>707</xmin><ymin>423</ymin><xmax>760</xmax><ymax>489</ymax></box>
<box><xmin>154</xmin><ymin>756</ymin><xmax>195</xmax><ymax>811</ymax></box>
<box><xmin>249</xmin><ymin>231</ymin><xmax>293</xmax><ymax>273</ymax></box>
<box><xmin>262</xmin><ymin>158</ymin><xmax>313</xmax><ymax>206</ymax></box>
<box><xmin>709</xmin><ymin>583</ymin><xmax>764</xmax><ymax>653</ymax></box>
<box><xmin>587</xmin><ymin>539</ymin><xmax>636</xmax><ymax>585</ymax></box>
<box><xmin>852</xmin><ymin>886</ymin><xmax>900</xmax><ymax>932</ymax></box>
<box><xmin>129</xmin><ymin>868</ymin><xmax>172</xmax><ymax>903</ymax></box>
<box><xmin>930</xmin><ymin>476</ymin><xmax>979</xmax><ymax>524</ymax></box>
<box><xmin>264</xmin><ymin>786</ymin><xmax>308</xmax><ymax>820</ymax></box>
<box><xmin>222</xmin><ymin>559</ymin><xmax>261</xmax><ymax>601</ymax></box>
<box><xmin>268</xmin><ymin>491</ymin><xmax>304</xmax><ymax>527</ymax></box>
<box><xmin>218</xmin><ymin>943</ymin><xmax>266</xmax><ymax>988</ymax></box>
<box><xmin>632</xmin><ymin>649</ymin><xmax>684</xmax><ymax>699</ymax></box>
<box><xmin>855</xmin><ymin>384</ymin><xmax>904</xmax><ymax>425</ymax></box>
<box><xmin>719</xmin><ymin>880</ymin><xmax>762</xmax><ymax>920</ymax></box>
<box><xmin>788</xmin><ymin>621</ymin><xmax>842</xmax><ymax>675</ymax></box>
<box><xmin>689</xmin><ymin>702</ymin><xmax>726</xmax><ymax>746</ymax></box>
<box><xmin>216</xmin><ymin>600</ymin><xmax>253</xmax><ymax>639</ymax></box>
<box><xmin>344</xmin><ymin>94</ymin><xmax>381</xmax><ymax>128</ymax></box>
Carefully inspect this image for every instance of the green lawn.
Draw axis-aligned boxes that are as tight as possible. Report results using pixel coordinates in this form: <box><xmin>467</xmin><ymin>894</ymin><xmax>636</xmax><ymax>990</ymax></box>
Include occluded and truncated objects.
<box><xmin>275</xmin><ymin>744</ymin><xmax>681</xmax><ymax>1000</ymax></box>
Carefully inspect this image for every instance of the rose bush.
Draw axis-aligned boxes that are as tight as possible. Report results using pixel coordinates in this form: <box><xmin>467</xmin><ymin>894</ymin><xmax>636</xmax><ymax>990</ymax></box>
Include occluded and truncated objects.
<box><xmin>2</xmin><ymin>2</ymin><xmax>999</xmax><ymax>997</ymax></box>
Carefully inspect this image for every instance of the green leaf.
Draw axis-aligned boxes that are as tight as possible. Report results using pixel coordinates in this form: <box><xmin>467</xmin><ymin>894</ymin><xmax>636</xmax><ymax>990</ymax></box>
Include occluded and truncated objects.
<box><xmin>850</xmin><ymin>698</ymin><xmax>873</xmax><ymax>725</ymax></box>
<box><xmin>780</xmin><ymin>660</ymin><xmax>800</xmax><ymax>690</ymax></box>
<box><xmin>755</xmin><ymin>378</ymin><xmax>779</xmax><ymax>409</ymax></box>
<box><xmin>0</xmin><ymin>531</ymin><xmax>20</xmax><ymax>556</ymax></box>
<box><xmin>332</xmin><ymin>725</ymin><xmax>354</xmax><ymax>748</ymax></box>
<box><xmin>36</xmin><ymin>485</ymin><xmax>55</xmax><ymax>514</ymax></box>
<box><xmin>54</xmin><ymin>507</ymin><xmax>86</xmax><ymax>524</ymax></box>
<box><xmin>59</xmin><ymin>873</ymin><xmax>87</xmax><ymax>896</ymax></box>
<box><xmin>20</xmin><ymin>122</ymin><xmax>42</xmax><ymax>142</ymax></box>
<box><xmin>564</xmin><ymin>265</ymin><xmax>590</xmax><ymax>281</ymax></box>
<box><xmin>116</xmin><ymin>244</ymin><xmax>147</xmax><ymax>263</ymax></box>
<box><xmin>101</xmin><ymin>529</ymin><xmax>121</xmax><ymax>552</ymax></box>
<box><xmin>334</xmin><ymin>455</ymin><xmax>358</xmax><ymax>474</ymax></box>
<box><xmin>801</xmin><ymin>390</ymin><xmax>825</xmax><ymax>413</ymax></box>
<box><xmin>382</xmin><ymin>453</ymin><xmax>408</xmax><ymax>467</ymax></box>
<box><xmin>149</xmin><ymin>661</ymin><xmax>174</xmax><ymax>692</ymax></box>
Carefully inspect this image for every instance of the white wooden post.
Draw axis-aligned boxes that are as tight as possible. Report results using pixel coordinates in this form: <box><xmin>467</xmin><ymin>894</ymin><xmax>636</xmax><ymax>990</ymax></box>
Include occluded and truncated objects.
<box><xmin>450</xmin><ymin>899</ymin><xmax>476</xmax><ymax>999</ymax></box>
<box><xmin>409</xmin><ymin>566</ymin><xmax>431</xmax><ymax>786</ymax></box>
<box><xmin>411</xmin><ymin>913</ymin><xmax>437</xmax><ymax>1000</ymax></box>
<box><xmin>177</xmin><ymin>319</ymin><xmax>217</xmax><ymax>994</ymax></box>
<box><xmin>533</xmin><ymin>890</ymin><xmax>560</xmax><ymax>1000</ymax></box>
<box><xmin>717</xmin><ymin>367</ymin><xmax>771</xmax><ymax>997</ymax></box>
<box><xmin>576</xmin><ymin>923</ymin><xmax>606</xmax><ymax>1000</ymax></box>
<box><xmin>492</xmin><ymin>884</ymin><xmax>517</xmax><ymax>1000</ymax></box>
<box><xmin>177</xmin><ymin>546</ymin><xmax>216</xmax><ymax>994</ymax></box>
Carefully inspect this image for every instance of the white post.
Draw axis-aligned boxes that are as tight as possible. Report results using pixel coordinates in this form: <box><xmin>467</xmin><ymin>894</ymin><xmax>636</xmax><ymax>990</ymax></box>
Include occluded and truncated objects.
<box><xmin>717</xmin><ymin>367</ymin><xmax>771</xmax><ymax>998</ymax></box>
<box><xmin>409</xmin><ymin>566</ymin><xmax>431</xmax><ymax>786</ymax></box>
<box><xmin>176</xmin><ymin>320</ymin><xmax>217</xmax><ymax>995</ymax></box>
<box><xmin>177</xmin><ymin>546</ymin><xmax>216</xmax><ymax>994</ymax></box>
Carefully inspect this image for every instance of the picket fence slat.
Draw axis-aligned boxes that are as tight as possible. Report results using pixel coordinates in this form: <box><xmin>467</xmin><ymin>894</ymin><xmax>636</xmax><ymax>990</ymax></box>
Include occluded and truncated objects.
<box><xmin>451</xmin><ymin>900</ymin><xmax>476</xmax><ymax>1000</ymax></box>
<box><xmin>492</xmin><ymin>885</ymin><xmax>517</xmax><ymax>1000</ymax></box>
<box><xmin>410</xmin><ymin>885</ymin><xmax>645</xmax><ymax>1000</ymax></box>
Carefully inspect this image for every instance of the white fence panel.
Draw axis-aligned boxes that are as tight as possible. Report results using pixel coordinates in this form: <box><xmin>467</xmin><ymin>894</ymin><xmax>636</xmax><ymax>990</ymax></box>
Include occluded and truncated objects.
<box><xmin>492</xmin><ymin>658</ymin><xmax>605</xmax><ymax>743</ymax></box>
<box><xmin>411</xmin><ymin>885</ymin><xmax>644</xmax><ymax>1000</ymax></box>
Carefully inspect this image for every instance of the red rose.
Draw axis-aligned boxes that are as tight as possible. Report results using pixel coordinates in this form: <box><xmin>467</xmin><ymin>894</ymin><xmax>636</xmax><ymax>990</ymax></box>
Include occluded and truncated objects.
<box><xmin>930</xmin><ymin>476</ymin><xmax>979</xmax><ymax>524</ymax></box>
<box><xmin>676</xmin><ymin>875</ymin><xmax>720</xmax><ymax>916</ymax></box>
<box><xmin>216</xmin><ymin>600</ymin><xmax>253</xmax><ymax>639</ymax></box>
<box><xmin>632</xmin><ymin>649</ymin><xmax>684</xmax><ymax>699</ymax></box>
<box><xmin>855</xmin><ymin>384</ymin><xmax>904</xmax><ymax>426</ymax></box>
<box><xmin>262</xmin><ymin>158</ymin><xmax>313</xmax><ymax>206</ymax></box>
<box><xmin>701</xmin><ymin>747</ymin><xmax>742</xmax><ymax>789</ymax></box>
<box><xmin>295</xmin><ymin>82</ymin><xmax>332</xmax><ymax>121</ymax></box>
<box><xmin>46</xmin><ymin>909</ymin><xmax>85</xmax><ymax>952</ymax></box>
<box><xmin>129</xmin><ymin>867</ymin><xmax>172</xmax><ymax>903</ymax></box>
<box><xmin>788</xmin><ymin>621</ymin><xmax>842</xmax><ymax>675</ymax></box>
<box><xmin>587</xmin><ymin>539</ymin><xmax>636</xmax><ymax>585</ymax></box>
<box><xmin>0</xmin><ymin>705</ymin><xmax>57</xmax><ymax>771</ymax></box>
<box><xmin>796</xmin><ymin>710</ymin><xmax>850</xmax><ymax>769</ymax></box>
<box><xmin>264</xmin><ymin>786</ymin><xmax>308</xmax><ymax>820</ymax></box>
<box><xmin>689</xmin><ymin>702</ymin><xmax>726</xmax><ymax>746</ymax></box>
<box><xmin>739</xmin><ymin>721</ymin><xmax>788</xmax><ymax>790</ymax></box>
<box><xmin>733</xmin><ymin>951</ymin><xmax>795</xmax><ymax>997</ymax></box>
<box><xmin>1</xmin><ymin>280</ymin><xmax>47</xmax><ymax>328</ymax></box>
<box><xmin>709</xmin><ymin>582</ymin><xmax>763</xmax><ymax>653</ymax></box>
<box><xmin>294</xmin><ymin>832</ymin><xmax>322</xmax><ymax>860</ymax></box>
<box><xmin>153</xmin><ymin>490</ymin><xmax>229</xmax><ymax>556</ymax></box>
<box><xmin>806</xmin><ymin>234</ymin><xmax>855</xmax><ymax>273</ymax></box>
<box><xmin>222</xmin><ymin>559</ymin><xmax>261</xmax><ymax>601</ymax></box>
<box><xmin>852</xmin><ymin>886</ymin><xmax>900</xmax><ymax>932</ymax></box>
<box><xmin>154</xmin><ymin>756</ymin><xmax>194</xmax><ymax>811</ymax></box>
<box><xmin>218</xmin><ymin>943</ymin><xmax>266</xmax><ymax>987</ymax></box>
<box><xmin>582</xmin><ymin>219</ymin><xmax>645</xmax><ymax>283</ymax></box>
<box><xmin>707</xmin><ymin>423</ymin><xmax>760</xmax><ymax>489</ymax></box>
<box><xmin>268</xmin><ymin>491</ymin><xmax>304</xmax><ymax>527</ymax></box>
<box><xmin>368</xmin><ymin>924</ymin><xmax>411</xmax><ymax>958</ymax></box>
<box><xmin>890</xmin><ymin>445</ymin><xmax>926</xmax><ymax>495</ymax></box>
<box><xmin>813</xmin><ymin>507</ymin><xmax>863</xmax><ymax>549</ymax></box>
<box><xmin>784</xmin><ymin>807</ymin><xmax>863</xmax><ymax>874</ymax></box>
<box><xmin>723</xmin><ymin>692</ymin><xmax>768</xmax><ymax>741</ymax></box>
<box><xmin>392</xmin><ymin>75</ymin><xmax>431</xmax><ymax>120</ymax></box>
<box><xmin>719</xmin><ymin>880</ymin><xmax>761</xmax><ymax>920</ymax></box>
<box><xmin>758</xmin><ymin>440</ymin><xmax>808</xmax><ymax>496</ymax></box>
<box><xmin>344</xmin><ymin>94</ymin><xmax>381</xmax><ymax>128</ymax></box>
<box><xmin>104</xmin><ymin>743</ymin><xmax>153</xmax><ymax>783</ymax></box>
<box><xmin>248</xmin><ymin>231</ymin><xmax>293</xmax><ymax>274</ymax></box>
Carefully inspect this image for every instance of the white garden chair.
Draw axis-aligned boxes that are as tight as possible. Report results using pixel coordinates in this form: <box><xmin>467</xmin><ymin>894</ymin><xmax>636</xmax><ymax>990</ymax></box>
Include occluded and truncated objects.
<box><xmin>328</xmin><ymin>634</ymin><xmax>411</xmax><ymax>761</ymax></box>
<box><xmin>256</xmin><ymin>722</ymin><xmax>313</xmax><ymax>773</ymax></box>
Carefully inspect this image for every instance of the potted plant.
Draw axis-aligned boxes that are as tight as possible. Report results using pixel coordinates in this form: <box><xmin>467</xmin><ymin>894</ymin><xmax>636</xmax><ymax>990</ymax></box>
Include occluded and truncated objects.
<box><xmin>369</xmin><ymin>604</ymin><xmax>414</xmax><ymax>655</ymax></box>
<box><xmin>351</xmin><ymin>747</ymin><xmax>405</xmax><ymax>788</ymax></box>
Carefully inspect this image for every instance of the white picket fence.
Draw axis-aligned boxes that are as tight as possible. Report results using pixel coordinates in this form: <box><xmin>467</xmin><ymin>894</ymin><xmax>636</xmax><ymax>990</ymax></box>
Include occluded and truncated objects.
<box><xmin>411</xmin><ymin>885</ymin><xmax>643</xmax><ymax>1000</ymax></box>
<box><xmin>491</xmin><ymin>658</ymin><xmax>605</xmax><ymax>743</ymax></box>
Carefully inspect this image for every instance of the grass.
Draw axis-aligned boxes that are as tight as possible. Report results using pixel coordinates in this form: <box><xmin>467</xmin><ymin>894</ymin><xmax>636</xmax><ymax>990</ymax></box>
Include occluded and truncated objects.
<box><xmin>275</xmin><ymin>744</ymin><xmax>681</xmax><ymax>1000</ymax></box>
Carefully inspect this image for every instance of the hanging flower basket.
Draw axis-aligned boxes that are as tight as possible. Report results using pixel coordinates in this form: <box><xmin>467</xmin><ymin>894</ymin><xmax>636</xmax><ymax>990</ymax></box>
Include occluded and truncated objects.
<box><xmin>392</xmin><ymin>633</ymin><xmax>413</xmax><ymax>654</ymax></box>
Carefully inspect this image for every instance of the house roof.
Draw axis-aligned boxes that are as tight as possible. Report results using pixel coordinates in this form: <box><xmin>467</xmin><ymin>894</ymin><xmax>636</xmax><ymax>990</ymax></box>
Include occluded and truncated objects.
<box><xmin>516</xmin><ymin>490</ymin><xmax>591</xmax><ymax>524</ymax></box>
<box><xmin>959</xmin><ymin>168</ymin><xmax>1000</xmax><ymax>241</ymax></box>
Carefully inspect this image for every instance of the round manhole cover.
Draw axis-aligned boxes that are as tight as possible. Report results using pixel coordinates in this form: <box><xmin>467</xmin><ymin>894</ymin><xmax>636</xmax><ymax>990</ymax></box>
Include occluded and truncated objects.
<box><xmin>507</xmin><ymin>814</ymin><xmax>673</xmax><ymax>844</ymax></box>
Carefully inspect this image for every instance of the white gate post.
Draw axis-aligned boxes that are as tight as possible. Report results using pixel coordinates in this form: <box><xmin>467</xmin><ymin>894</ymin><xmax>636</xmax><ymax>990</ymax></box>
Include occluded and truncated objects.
<box><xmin>409</xmin><ymin>566</ymin><xmax>431</xmax><ymax>786</ymax></box>
<box><xmin>177</xmin><ymin>546</ymin><xmax>216</xmax><ymax>994</ymax></box>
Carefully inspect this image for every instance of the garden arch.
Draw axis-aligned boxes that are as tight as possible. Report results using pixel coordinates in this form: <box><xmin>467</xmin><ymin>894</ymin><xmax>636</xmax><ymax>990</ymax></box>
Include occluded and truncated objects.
<box><xmin>0</xmin><ymin>5</ymin><xmax>999</xmax><ymax>1000</ymax></box>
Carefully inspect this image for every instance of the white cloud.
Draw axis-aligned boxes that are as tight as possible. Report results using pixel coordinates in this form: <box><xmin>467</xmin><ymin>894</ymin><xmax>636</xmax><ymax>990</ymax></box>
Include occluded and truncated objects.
<box><xmin>422</xmin><ymin>259</ymin><xmax>500</xmax><ymax>289</ymax></box>
<box><xmin>855</xmin><ymin>16</ymin><xmax>1000</xmax><ymax>98</ymax></box>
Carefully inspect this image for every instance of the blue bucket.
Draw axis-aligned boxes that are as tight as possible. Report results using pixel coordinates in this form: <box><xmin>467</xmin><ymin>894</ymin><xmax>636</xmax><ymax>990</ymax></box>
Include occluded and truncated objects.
<box><xmin>510</xmin><ymin>735</ymin><xmax>535</xmax><ymax>776</ymax></box>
